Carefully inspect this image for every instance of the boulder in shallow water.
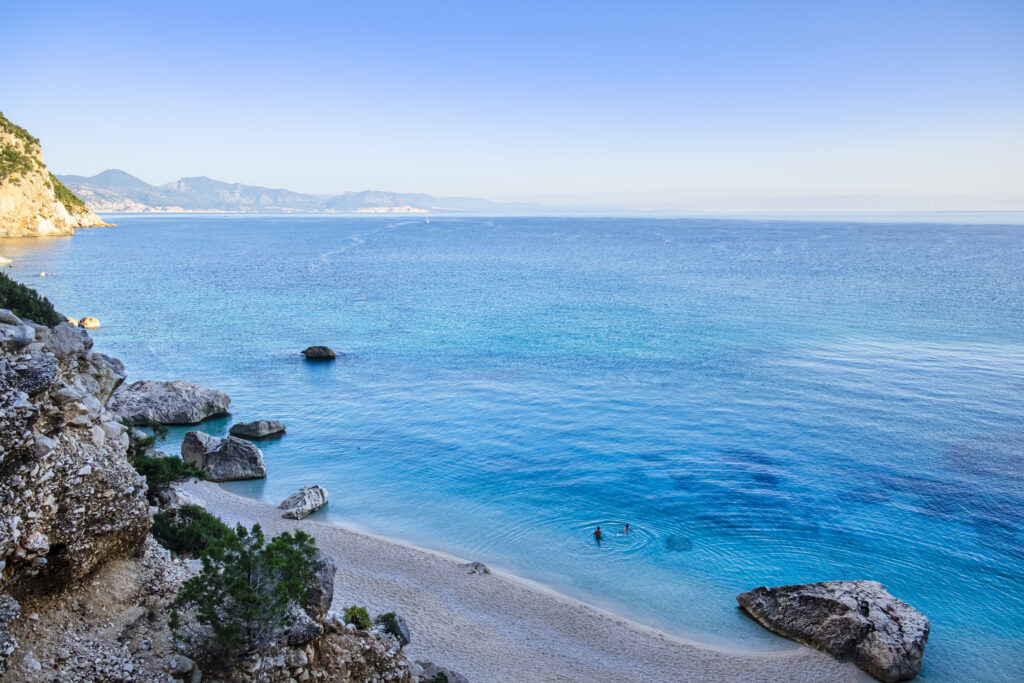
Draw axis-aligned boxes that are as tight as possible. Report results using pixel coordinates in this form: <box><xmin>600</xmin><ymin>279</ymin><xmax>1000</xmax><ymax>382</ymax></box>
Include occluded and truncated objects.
<box><xmin>301</xmin><ymin>345</ymin><xmax>336</xmax><ymax>360</ymax></box>
<box><xmin>736</xmin><ymin>580</ymin><xmax>929</xmax><ymax>682</ymax></box>
<box><xmin>108</xmin><ymin>379</ymin><xmax>230</xmax><ymax>425</ymax></box>
<box><xmin>279</xmin><ymin>485</ymin><xmax>328</xmax><ymax>519</ymax></box>
<box><xmin>180</xmin><ymin>432</ymin><xmax>266</xmax><ymax>481</ymax></box>
<box><xmin>79</xmin><ymin>316</ymin><xmax>100</xmax><ymax>329</ymax></box>
<box><xmin>229</xmin><ymin>419</ymin><xmax>285</xmax><ymax>439</ymax></box>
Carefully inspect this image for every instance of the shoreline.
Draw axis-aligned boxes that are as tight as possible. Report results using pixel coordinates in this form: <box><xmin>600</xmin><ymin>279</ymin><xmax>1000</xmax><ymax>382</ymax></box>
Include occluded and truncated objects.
<box><xmin>180</xmin><ymin>480</ymin><xmax>867</xmax><ymax>682</ymax></box>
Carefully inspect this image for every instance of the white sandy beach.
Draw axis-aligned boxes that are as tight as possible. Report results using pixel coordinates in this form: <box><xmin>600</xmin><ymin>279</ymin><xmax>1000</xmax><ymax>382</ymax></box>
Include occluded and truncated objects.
<box><xmin>180</xmin><ymin>480</ymin><xmax>867</xmax><ymax>683</ymax></box>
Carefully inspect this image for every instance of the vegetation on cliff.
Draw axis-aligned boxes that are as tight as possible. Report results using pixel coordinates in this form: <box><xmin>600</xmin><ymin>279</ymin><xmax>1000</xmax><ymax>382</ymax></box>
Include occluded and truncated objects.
<box><xmin>0</xmin><ymin>111</ymin><xmax>41</xmax><ymax>184</ymax></box>
<box><xmin>170</xmin><ymin>523</ymin><xmax>320</xmax><ymax>662</ymax></box>
<box><xmin>0</xmin><ymin>271</ymin><xmax>62</xmax><ymax>325</ymax></box>
<box><xmin>153</xmin><ymin>504</ymin><xmax>231</xmax><ymax>556</ymax></box>
<box><xmin>49</xmin><ymin>172</ymin><xmax>89</xmax><ymax>214</ymax></box>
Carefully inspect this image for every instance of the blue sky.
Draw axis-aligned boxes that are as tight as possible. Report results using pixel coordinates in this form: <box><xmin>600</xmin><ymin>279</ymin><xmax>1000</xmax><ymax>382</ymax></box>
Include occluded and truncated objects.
<box><xmin>2</xmin><ymin>1</ymin><xmax>1022</xmax><ymax>209</ymax></box>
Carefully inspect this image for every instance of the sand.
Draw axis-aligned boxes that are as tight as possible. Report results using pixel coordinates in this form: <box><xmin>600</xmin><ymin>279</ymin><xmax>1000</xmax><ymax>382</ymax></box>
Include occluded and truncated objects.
<box><xmin>180</xmin><ymin>480</ymin><xmax>867</xmax><ymax>683</ymax></box>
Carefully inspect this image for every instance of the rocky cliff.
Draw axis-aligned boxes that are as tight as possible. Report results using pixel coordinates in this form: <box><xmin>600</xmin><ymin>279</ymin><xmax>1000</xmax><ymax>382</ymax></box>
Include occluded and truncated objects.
<box><xmin>0</xmin><ymin>113</ymin><xmax>109</xmax><ymax>237</ymax></box>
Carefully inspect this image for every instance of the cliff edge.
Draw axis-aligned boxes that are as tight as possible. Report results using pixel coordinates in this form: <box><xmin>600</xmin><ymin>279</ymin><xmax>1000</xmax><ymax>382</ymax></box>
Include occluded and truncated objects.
<box><xmin>0</xmin><ymin>112</ymin><xmax>109</xmax><ymax>237</ymax></box>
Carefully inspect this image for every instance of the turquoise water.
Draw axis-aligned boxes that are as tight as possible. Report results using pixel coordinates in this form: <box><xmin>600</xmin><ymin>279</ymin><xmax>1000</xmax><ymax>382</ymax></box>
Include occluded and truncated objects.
<box><xmin>5</xmin><ymin>215</ymin><xmax>1023</xmax><ymax>681</ymax></box>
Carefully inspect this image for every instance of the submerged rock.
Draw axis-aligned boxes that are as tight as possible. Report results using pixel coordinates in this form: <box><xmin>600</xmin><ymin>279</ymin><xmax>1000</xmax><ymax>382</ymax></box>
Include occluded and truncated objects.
<box><xmin>108</xmin><ymin>379</ymin><xmax>230</xmax><ymax>425</ymax></box>
<box><xmin>736</xmin><ymin>580</ymin><xmax>929</xmax><ymax>682</ymax></box>
<box><xmin>279</xmin><ymin>485</ymin><xmax>328</xmax><ymax>519</ymax></box>
<box><xmin>229</xmin><ymin>419</ymin><xmax>285</xmax><ymax>439</ymax></box>
<box><xmin>180</xmin><ymin>432</ymin><xmax>266</xmax><ymax>481</ymax></box>
<box><xmin>301</xmin><ymin>345</ymin><xmax>336</xmax><ymax>360</ymax></box>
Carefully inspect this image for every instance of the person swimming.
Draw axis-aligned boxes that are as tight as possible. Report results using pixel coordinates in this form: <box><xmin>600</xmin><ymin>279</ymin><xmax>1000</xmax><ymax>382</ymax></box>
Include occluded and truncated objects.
<box><xmin>624</xmin><ymin>523</ymin><xmax>631</xmax><ymax>534</ymax></box>
<box><xmin>593</xmin><ymin>526</ymin><xmax>602</xmax><ymax>542</ymax></box>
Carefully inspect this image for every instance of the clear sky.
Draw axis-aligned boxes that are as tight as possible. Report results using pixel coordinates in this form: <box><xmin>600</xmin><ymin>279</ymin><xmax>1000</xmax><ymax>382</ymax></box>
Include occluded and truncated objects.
<box><xmin>2</xmin><ymin>1</ymin><xmax>1022</xmax><ymax>210</ymax></box>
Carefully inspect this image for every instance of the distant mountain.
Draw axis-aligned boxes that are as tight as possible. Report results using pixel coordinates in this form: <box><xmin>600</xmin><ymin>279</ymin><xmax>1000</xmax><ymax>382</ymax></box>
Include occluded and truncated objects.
<box><xmin>58</xmin><ymin>170</ymin><xmax>544</xmax><ymax>215</ymax></box>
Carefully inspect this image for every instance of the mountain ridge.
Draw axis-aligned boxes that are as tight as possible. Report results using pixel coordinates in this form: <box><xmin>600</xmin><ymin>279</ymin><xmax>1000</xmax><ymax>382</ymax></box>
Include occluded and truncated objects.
<box><xmin>59</xmin><ymin>169</ymin><xmax>545</xmax><ymax>214</ymax></box>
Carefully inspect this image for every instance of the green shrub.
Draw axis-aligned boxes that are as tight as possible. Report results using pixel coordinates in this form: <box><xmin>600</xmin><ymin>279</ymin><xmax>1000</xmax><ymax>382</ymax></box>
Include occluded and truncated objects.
<box><xmin>0</xmin><ymin>112</ymin><xmax>41</xmax><ymax>184</ymax></box>
<box><xmin>48</xmin><ymin>172</ymin><xmax>88</xmax><ymax>214</ymax></box>
<box><xmin>152</xmin><ymin>505</ymin><xmax>231</xmax><ymax>556</ymax></box>
<box><xmin>343</xmin><ymin>605</ymin><xmax>371</xmax><ymax>630</ymax></box>
<box><xmin>0</xmin><ymin>272</ymin><xmax>62</xmax><ymax>326</ymax></box>
<box><xmin>132</xmin><ymin>453</ymin><xmax>204</xmax><ymax>501</ymax></box>
<box><xmin>432</xmin><ymin>674</ymin><xmax>449</xmax><ymax>683</ymax></box>
<box><xmin>170</xmin><ymin>524</ymin><xmax>319</xmax><ymax>662</ymax></box>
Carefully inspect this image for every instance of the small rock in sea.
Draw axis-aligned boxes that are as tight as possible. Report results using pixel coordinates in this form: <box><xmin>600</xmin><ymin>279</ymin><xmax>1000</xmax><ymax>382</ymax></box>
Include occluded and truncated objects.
<box><xmin>462</xmin><ymin>561</ymin><xmax>490</xmax><ymax>575</ymax></box>
<box><xmin>279</xmin><ymin>485</ymin><xmax>329</xmax><ymax>519</ymax></box>
<box><xmin>301</xmin><ymin>345</ymin><xmax>336</xmax><ymax>360</ymax></box>
<box><xmin>736</xmin><ymin>580</ymin><xmax>930</xmax><ymax>683</ymax></box>
<box><xmin>79</xmin><ymin>317</ymin><xmax>101</xmax><ymax>329</ymax></box>
<box><xmin>65</xmin><ymin>317</ymin><xmax>79</xmax><ymax>327</ymax></box>
<box><xmin>230</xmin><ymin>419</ymin><xmax>286</xmax><ymax>439</ymax></box>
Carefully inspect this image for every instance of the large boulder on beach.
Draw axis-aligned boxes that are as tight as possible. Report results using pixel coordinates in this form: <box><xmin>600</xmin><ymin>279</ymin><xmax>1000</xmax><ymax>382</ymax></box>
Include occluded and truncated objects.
<box><xmin>279</xmin><ymin>485</ymin><xmax>328</xmax><ymax>519</ymax></box>
<box><xmin>108</xmin><ymin>380</ymin><xmax>230</xmax><ymax>425</ymax></box>
<box><xmin>736</xmin><ymin>580</ymin><xmax>929</xmax><ymax>682</ymax></box>
<box><xmin>301</xmin><ymin>345</ymin><xmax>336</xmax><ymax>360</ymax></box>
<box><xmin>180</xmin><ymin>432</ymin><xmax>266</xmax><ymax>481</ymax></box>
<box><xmin>229</xmin><ymin>419</ymin><xmax>285</xmax><ymax>439</ymax></box>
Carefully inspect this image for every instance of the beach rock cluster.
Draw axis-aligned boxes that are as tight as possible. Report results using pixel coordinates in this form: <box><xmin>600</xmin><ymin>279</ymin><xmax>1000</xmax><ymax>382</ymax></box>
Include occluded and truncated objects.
<box><xmin>109</xmin><ymin>379</ymin><xmax>230</xmax><ymax>425</ymax></box>
<box><xmin>180</xmin><ymin>431</ymin><xmax>267</xmax><ymax>481</ymax></box>
<box><xmin>280</xmin><ymin>484</ymin><xmax>329</xmax><ymax>519</ymax></box>
<box><xmin>0</xmin><ymin>313</ymin><xmax>150</xmax><ymax>672</ymax></box>
<box><xmin>230</xmin><ymin>419</ymin><xmax>285</xmax><ymax>439</ymax></box>
<box><xmin>737</xmin><ymin>580</ymin><xmax>930</xmax><ymax>682</ymax></box>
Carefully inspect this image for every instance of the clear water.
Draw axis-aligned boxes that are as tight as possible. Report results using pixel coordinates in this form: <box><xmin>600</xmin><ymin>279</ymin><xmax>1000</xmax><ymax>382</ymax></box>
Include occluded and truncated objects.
<box><xmin>5</xmin><ymin>215</ymin><xmax>1023</xmax><ymax>681</ymax></box>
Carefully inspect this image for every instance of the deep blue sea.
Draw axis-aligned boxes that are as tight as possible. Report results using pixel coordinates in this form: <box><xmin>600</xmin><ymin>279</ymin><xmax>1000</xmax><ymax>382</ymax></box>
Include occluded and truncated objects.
<box><xmin>5</xmin><ymin>215</ymin><xmax>1023</xmax><ymax>681</ymax></box>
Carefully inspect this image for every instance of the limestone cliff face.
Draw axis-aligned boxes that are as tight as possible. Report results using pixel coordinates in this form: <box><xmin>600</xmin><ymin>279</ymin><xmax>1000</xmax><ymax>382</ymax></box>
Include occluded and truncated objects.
<box><xmin>0</xmin><ymin>112</ymin><xmax>109</xmax><ymax>237</ymax></box>
<box><xmin>0</xmin><ymin>313</ymin><xmax>150</xmax><ymax>675</ymax></box>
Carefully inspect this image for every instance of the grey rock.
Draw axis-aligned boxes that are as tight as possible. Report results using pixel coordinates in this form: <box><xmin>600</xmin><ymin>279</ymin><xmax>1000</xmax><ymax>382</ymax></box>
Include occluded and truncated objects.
<box><xmin>279</xmin><ymin>485</ymin><xmax>328</xmax><ymax>520</ymax></box>
<box><xmin>304</xmin><ymin>550</ymin><xmax>336</xmax><ymax>620</ymax></box>
<box><xmin>229</xmin><ymin>419</ymin><xmax>286</xmax><ymax>439</ymax></box>
<box><xmin>0</xmin><ymin>309</ymin><xmax>22</xmax><ymax>326</ymax></box>
<box><xmin>168</xmin><ymin>653</ymin><xmax>195</xmax><ymax>677</ymax></box>
<box><xmin>416</xmin><ymin>661</ymin><xmax>469</xmax><ymax>683</ymax></box>
<box><xmin>44</xmin><ymin>322</ymin><xmax>90</xmax><ymax>359</ymax></box>
<box><xmin>156</xmin><ymin>483</ymin><xmax>206</xmax><ymax>510</ymax></box>
<box><xmin>0</xmin><ymin>324</ymin><xmax>34</xmax><ymax>350</ymax></box>
<box><xmin>180</xmin><ymin>432</ymin><xmax>266</xmax><ymax>481</ymax></box>
<box><xmin>285</xmin><ymin>608</ymin><xmax>323</xmax><ymax>646</ymax></box>
<box><xmin>301</xmin><ymin>345</ymin><xmax>336</xmax><ymax>360</ymax></box>
<box><xmin>11</xmin><ymin>352</ymin><xmax>57</xmax><ymax>395</ymax></box>
<box><xmin>0</xmin><ymin>595</ymin><xmax>20</xmax><ymax>674</ymax></box>
<box><xmin>462</xmin><ymin>561</ymin><xmax>490</xmax><ymax>575</ymax></box>
<box><xmin>108</xmin><ymin>379</ymin><xmax>230</xmax><ymax>425</ymax></box>
<box><xmin>736</xmin><ymin>580</ymin><xmax>929</xmax><ymax>683</ymax></box>
<box><xmin>79</xmin><ymin>353</ymin><xmax>126</xmax><ymax>405</ymax></box>
<box><xmin>375</xmin><ymin>612</ymin><xmax>411</xmax><ymax>647</ymax></box>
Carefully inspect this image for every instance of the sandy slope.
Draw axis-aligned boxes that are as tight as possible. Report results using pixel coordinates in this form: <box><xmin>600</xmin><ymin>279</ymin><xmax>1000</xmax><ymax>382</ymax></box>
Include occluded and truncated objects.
<box><xmin>180</xmin><ymin>480</ymin><xmax>867</xmax><ymax>683</ymax></box>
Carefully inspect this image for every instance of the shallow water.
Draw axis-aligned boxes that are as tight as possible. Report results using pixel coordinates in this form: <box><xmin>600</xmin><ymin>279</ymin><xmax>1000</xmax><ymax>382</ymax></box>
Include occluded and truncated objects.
<box><xmin>5</xmin><ymin>215</ymin><xmax>1023</xmax><ymax>681</ymax></box>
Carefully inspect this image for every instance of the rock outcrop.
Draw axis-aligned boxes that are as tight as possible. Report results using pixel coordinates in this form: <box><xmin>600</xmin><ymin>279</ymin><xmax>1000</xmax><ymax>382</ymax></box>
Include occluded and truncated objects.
<box><xmin>279</xmin><ymin>485</ymin><xmax>328</xmax><ymax>519</ymax></box>
<box><xmin>0</xmin><ymin>312</ymin><xmax>151</xmax><ymax>672</ymax></box>
<box><xmin>0</xmin><ymin>112</ymin><xmax>109</xmax><ymax>236</ymax></box>
<box><xmin>108</xmin><ymin>379</ymin><xmax>230</xmax><ymax>425</ymax></box>
<box><xmin>301</xmin><ymin>346</ymin><xmax>336</xmax><ymax>360</ymax></box>
<box><xmin>736</xmin><ymin>580</ymin><xmax>929</xmax><ymax>682</ymax></box>
<box><xmin>180</xmin><ymin>431</ymin><xmax>266</xmax><ymax>481</ymax></box>
<box><xmin>229</xmin><ymin>419</ymin><xmax>285</xmax><ymax>439</ymax></box>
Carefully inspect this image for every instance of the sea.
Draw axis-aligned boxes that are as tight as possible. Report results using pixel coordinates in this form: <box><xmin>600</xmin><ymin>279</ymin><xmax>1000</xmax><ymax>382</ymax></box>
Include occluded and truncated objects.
<box><xmin>4</xmin><ymin>214</ymin><xmax>1023</xmax><ymax>681</ymax></box>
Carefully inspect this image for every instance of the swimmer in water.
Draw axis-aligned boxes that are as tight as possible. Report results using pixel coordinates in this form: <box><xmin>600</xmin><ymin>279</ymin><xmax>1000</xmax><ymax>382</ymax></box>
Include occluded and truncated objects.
<box><xmin>593</xmin><ymin>526</ymin><xmax>602</xmax><ymax>542</ymax></box>
<box><xmin>624</xmin><ymin>523</ymin><xmax>631</xmax><ymax>534</ymax></box>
